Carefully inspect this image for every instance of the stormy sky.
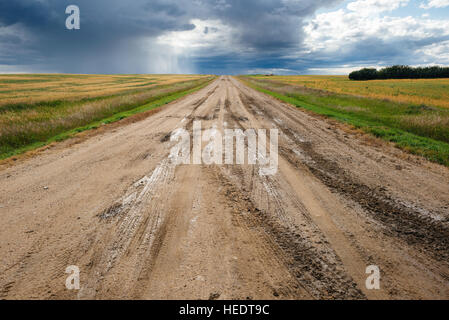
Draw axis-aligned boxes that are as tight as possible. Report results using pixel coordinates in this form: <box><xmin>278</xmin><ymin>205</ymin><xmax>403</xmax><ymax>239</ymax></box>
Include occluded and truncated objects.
<box><xmin>1</xmin><ymin>0</ymin><xmax>449</xmax><ymax>74</ymax></box>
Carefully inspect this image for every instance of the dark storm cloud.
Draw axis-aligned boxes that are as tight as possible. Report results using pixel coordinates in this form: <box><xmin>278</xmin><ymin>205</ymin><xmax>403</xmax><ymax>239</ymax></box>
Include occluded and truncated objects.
<box><xmin>10</xmin><ymin>0</ymin><xmax>447</xmax><ymax>74</ymax></box>
<box><xmin>0</xmin><ymin>0</ymin><xmax>344</xmax><ymax>73</ymax></box>
<box><xmin>2</xmin><ymin>0</ymin><xmax>448</xmax><ymax>74</ymax></box>
<box><xmin>0</xmin><ymin>1</ymin><xmax>51</xmax><ymax>27</ymax></box>
<box><xmin>0</xmin><ymin>0</ymin><xmax>200</xmax><ymax>72</ymax></box>
<box><xmin>200</xmin><ymin>0</ymin><xmax>341</xmax><ymax>51</ymax></box>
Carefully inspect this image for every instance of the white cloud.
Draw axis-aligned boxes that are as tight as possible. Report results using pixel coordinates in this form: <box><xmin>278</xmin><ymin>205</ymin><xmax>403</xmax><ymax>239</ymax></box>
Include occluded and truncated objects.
<box><xmin>245</xmin><ymin>67</ymin><xmax>296</xmax><ymax>75</ymax></box>
<box><xmin>347</xmin><ymin>0</ymin><xmax>409</xmax><ymax>15</ymax></box>
<box><xmin>307</xmin><ymin>66</ymin><xmax>369</xmax><ymax>74</ymax></box>
<box><xmin>420</xmin><ymin>0</ymin><xmax>449</xmax><ymax>9</ymax></box>
<box><xmin>304</xmin><ymin>1</ymin><xmax>449</xmax><ymax>62</ymax></box>
<box><xmin>416</xmin><ymin>40</ymin><xmax>449</xmax><ymax>63</ymax></box>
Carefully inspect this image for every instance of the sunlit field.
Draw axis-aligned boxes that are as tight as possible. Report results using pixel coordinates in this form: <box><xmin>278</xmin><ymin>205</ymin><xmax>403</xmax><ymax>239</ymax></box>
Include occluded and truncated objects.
<box><xmin>251</xmin><ymin>75</ymin><xmax>449</xmax><ymax>109</ymax></box>
<box><xmin>243</xmin><ymin>75</ymin><xmax>449</xmax><ymax>166</ymax></box>
<box><xmin>0</xmin><ymin>74</ymin><xmax>210</xmax><ymax>106</ymax></box>
<box><xmin>0</xmin><ymin>74</ymin><xmax>215</xmax><ymax>159</ymax></box>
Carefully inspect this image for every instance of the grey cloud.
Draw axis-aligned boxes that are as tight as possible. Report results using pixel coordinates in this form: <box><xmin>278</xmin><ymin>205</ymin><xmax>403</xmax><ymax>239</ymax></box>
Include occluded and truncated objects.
<box><xmin>0</xmin><ymin>0</ymin><xmax>200</xmax><ymax>72</ymax></box>
<box><xmin>195</xmin><ymin>0</ymin><xmax>342</xmax><ymax>52</ymax></box>
<box><xmin>0</xmin><ymin>0</ymin><xmax>341</xmax><ymax>73</ymax></box>
<box><xmin>302</xmin><ymin>33</ymin><xmax>449</xmax><ymax>74</ymax></box>
<box><xmin>4</xmin><ymin>0</ymin><xmax>445</xmax><ymax>74</ymax></box>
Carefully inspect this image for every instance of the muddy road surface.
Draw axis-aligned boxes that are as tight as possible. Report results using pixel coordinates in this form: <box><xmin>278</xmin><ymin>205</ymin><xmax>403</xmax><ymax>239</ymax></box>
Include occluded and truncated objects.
<box><xmin>1</xmin><ymin>76</ymin><xmax>448</xmax><ymax>300</ymax></box>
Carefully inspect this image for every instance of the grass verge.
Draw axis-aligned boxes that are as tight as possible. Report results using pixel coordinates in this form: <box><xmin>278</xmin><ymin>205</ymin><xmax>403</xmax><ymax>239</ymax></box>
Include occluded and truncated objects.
<box><xmin>240</xmin><ymin>76</ymin><xmax>449</xmax><ymax>167</ymax></box>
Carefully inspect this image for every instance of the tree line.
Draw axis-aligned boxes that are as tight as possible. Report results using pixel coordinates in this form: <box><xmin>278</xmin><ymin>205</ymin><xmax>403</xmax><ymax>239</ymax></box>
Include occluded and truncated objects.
<box><xmin>349</xmin><ymin>65</ymin><xmax>449</xmax><ymax>80</ymax></box>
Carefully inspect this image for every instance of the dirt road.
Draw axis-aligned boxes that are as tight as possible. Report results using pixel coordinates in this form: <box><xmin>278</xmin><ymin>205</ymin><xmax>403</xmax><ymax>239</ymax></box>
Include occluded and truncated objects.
<box><xmin>1</xmin><ymin>76</ymin><xmax>448</xmax><ymax>300</ymax></box>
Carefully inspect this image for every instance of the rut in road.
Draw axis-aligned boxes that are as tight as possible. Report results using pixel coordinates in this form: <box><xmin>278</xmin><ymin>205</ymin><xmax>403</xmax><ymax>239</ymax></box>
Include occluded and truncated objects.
<box><xmin>0</xmin><ymin>76</ymin><xmax>448</xmax><ymax>300</ymax></box>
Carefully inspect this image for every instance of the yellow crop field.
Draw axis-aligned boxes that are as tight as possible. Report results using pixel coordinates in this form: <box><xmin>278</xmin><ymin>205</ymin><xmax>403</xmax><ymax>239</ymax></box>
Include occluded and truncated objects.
<box><xmin>0</xmin><ymin>74</ymin><xmax>215</xmax><ymax>158</ymax></box>
<box><xmin>0</xmin><ymin>74</ymin><xmax>210</xmax><ymax>107</ymax></box>
<box><xmin>253</xmin><ymin>75</ymin><xmax>449</xmax><ymax>109</ymax></box>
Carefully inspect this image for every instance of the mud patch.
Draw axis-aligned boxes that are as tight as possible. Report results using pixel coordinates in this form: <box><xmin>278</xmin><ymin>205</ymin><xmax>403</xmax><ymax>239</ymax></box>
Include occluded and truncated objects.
<box><xmin>231</xmin><ymin>114</ymin><xmax>248</xmax><ymax>122</ymax></box>
<box><xmin>213</xmin><ymin>169</ymin><xmax>365</xmax><ymax>299</ymax></box>
<box><xmin>160</xmin><ymin>133</ymin><xmax>171</xmax><ymax>143</ymax></box>
<box><xmin>225</xmin><ymin>98</ymin><xmax>231</xmax><ymax>110</ymax></box>
<box><xmin>239</xmin><ymin>86</ymin><xmax>449</xmax><ymax>264</ymax></box>
<box><xmin>99</xmin><ymin>202</ymin><xmax>124</xmax><ymax>220</ymax></box>
<box><xmin>192</xmin><ymin>97</ymin><xmax>208</xmax><ymax>111</ymax></box>
<box><xmin>282</xmin><ymin>141</ymin><xmax>449</xmax><ymax>263</ymax></box>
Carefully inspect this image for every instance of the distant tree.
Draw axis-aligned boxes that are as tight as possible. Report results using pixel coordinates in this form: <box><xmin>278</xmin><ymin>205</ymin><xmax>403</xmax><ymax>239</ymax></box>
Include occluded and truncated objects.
<box><xmin>349</xmin><ymin>68</ymin><xmax>378</xmax><ymax>80</ymax></box>
<box><xmin>349</xmin><ymin>65</ymin><xmax>449</xmax><ymax>80</ymax></box>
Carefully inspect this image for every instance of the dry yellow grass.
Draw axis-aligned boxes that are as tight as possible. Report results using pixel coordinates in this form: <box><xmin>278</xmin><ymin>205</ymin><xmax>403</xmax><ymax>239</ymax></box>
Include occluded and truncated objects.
<box><xmin>253</xmin><ymin>75</ymin><xmax>449</xmax><ymax>109</ymax></box>
<box><xmin>245</xmin><ymin>75</ymin><xmax>449</xmax><ymax>166</ymax></box>
<box><xmin>0</xmin><ymin>74</ymin><xmax>215</xmax><ymax>159</ymax></box>
<box><xmin>0</xmin><ymin>74</ymin><xmax>210</xmax><ymax>106</ymax></box>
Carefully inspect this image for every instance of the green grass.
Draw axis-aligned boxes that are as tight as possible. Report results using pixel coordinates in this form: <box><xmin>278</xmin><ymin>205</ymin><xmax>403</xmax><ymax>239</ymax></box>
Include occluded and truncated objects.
<box><xmin>0</xmin><ymin>78</ymin><xmax>214</xmax><ymax>160</ymax></box>
<box><xmin>241</xmin><ymin>76</ymin><xmax>449</xmax><ymax>166</ymax></box>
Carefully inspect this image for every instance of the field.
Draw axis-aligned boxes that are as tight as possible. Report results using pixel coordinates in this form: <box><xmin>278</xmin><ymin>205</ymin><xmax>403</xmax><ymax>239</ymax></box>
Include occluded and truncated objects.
<box><xmin>252</xmin><ymin>75</ymin><xmax>449</xmax><ymax>109</ymax></box>
<box><xmin>243</xmin><ymin>75</ymin><xmax>449</xmax><ymax>166</ymax></box>
<box><xmin>0</xmin><ymin>74</ymin><xmax>211</xmax><ymax>106</ymax></box>
<box><xmin>0</xmin><ymin>74</ymin><xmax>215</xmax><ymax>159</ymax></box>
